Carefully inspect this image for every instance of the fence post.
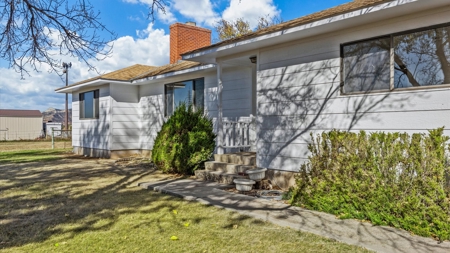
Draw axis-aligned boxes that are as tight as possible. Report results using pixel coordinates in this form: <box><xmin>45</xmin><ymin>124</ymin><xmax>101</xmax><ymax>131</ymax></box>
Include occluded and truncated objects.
<box><xmin>52</xmin><ymin>128</ymin><xmax>54</xmax><ymax>149</ymax></box>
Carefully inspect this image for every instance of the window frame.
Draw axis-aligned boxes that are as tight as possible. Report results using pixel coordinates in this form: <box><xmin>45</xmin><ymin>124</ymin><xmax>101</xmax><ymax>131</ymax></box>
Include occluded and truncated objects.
<box><xmin>79</xmin><ymin>89</ymin><xmax>100</xmax><ymax>120</ymax></box>
<box><xmin>164</xmin><ymin>78</ymin><xmax>205</xmax><ymax>117</ymax></box>
<box><xmin>340</xmin><ymin>22</ymin><xmax>450</xmax><ymax>95</ymax></box>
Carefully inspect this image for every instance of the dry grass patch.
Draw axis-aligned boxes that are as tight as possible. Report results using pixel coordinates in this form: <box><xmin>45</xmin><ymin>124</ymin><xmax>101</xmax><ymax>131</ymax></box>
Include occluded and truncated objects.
<box><xmin>0</xmin><ymin>151</ymin><xmax>372</xmax><ymax>253</ymax></box>
<box><xmin>0</xmin><ymin>140</ymin><xmax>72</xmax><ymax>152</ymax></box>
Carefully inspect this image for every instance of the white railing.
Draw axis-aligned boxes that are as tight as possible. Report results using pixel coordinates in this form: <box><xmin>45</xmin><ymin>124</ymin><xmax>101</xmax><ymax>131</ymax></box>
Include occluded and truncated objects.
<box><xmin>222</xmin><ymin>116</ymin><xmax>256</xmax><ymax>150</ymax></box>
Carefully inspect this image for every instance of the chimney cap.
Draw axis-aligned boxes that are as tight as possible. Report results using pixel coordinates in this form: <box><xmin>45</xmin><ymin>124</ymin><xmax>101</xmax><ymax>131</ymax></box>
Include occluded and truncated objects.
<box><xmin>185</xmin><ymin>21</ymin><xmax>196</xmax><ymax>26</ymax></box>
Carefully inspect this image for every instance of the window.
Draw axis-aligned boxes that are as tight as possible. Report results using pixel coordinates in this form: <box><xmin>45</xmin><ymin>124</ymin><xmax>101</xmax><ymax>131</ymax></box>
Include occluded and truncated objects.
<box><xmin>342</xmin><ymin>37</ymin><xmax>391</xmax><ymax>93</ymax></box>
<box><xmin>79</xmin><ymin>90</ymin><xmax>99</xmax><ymax>119</ymax></box>
<box><xmin>165</xmin><ymin>78</ymin><xmax>204</xmax><ymax>116</ymax></box>
<box><xmin>342</xmin><ymin>24</ymin><xmax>450</xmax><ymax>94</ymax></box>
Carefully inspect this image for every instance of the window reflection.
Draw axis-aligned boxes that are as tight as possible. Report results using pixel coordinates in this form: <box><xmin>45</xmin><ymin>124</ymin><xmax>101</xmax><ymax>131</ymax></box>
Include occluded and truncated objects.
<box><xmin>394</xmin><ymin>27</ymin><xmax>450</xmax><ymax>88</ymax></box>
<box><xmin>343</xmin><ymin>38</ymin><xmax>391</xmax><ymax>93</ymax></box>
<box><xmin>165</xmin><ymin>78</ymin><xmax>204</xmax><ymax>116</ymax></box>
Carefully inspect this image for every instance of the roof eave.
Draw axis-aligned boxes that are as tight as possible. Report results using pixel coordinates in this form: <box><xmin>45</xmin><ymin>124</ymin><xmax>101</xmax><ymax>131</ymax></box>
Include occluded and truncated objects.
<box><xmin>55</xmin><ymin>79</ymin><xmax>131</xmax><ymax>93</ymax></box>
<box><xmin>132</xmin><ymin>64</ymin><xmax>216</xmax><ymax>84</ymax></box>
<box><xmin>182</xmin><ymin>0</ymin><xmax>441</xmax><ymax>63</ymax></box>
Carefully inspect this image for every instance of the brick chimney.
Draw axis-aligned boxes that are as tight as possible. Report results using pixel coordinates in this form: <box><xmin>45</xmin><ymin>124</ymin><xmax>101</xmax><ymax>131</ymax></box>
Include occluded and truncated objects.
<box><xmin>170</xmin><ymin>22</ymin><xmax>211</xmax><ymax>64</ymax></box>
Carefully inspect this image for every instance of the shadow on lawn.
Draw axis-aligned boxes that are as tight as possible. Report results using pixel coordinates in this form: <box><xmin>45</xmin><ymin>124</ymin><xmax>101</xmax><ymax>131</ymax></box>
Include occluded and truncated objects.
<box><xmin>0</xmin><ymin>150</ymin><xmax>72</xmax><ymax>164</ymax></box>
<box><xmin>0</xmin><ymin>157</ymin><xmax>213</xmax><ymax>249</ymax></box>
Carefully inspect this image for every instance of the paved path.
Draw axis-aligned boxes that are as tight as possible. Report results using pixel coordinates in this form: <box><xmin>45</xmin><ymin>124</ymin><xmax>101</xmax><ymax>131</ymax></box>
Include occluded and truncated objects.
<box><xmin>139</xmin><ymin>179</ymin><xmax>450</xmax><ymax>253</ymax></box>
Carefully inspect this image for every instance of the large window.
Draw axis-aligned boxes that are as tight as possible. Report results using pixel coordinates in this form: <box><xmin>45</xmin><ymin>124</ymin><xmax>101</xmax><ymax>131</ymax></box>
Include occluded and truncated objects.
<box><xmin>165</xmin><ymin>78</ymin><xmax>204</xmax><ymax>116</ymax></box>
<box><xmin>79</xmin><ymin>90</ymin><xmax>99</xmax><ymax>119</ymax></box>
<box><xmin>342</xmin><ymin>24</ymin><xmax>450</xmax><ymax>94</ymax></box>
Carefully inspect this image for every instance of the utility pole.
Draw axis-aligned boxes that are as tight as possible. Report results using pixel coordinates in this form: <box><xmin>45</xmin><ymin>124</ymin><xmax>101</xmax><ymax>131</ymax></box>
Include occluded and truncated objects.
<box><xmin>62</xmin><ymin>62</ymin><xmax>72</xmax><ymax>132</ymax></box>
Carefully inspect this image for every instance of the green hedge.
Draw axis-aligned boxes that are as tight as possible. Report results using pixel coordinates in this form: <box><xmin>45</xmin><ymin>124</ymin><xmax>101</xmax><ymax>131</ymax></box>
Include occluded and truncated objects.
<box><xmin>289</xmin><ymin>128</ymin><xmax>450</xmax><ymax>241</ymax></box>
<box><xmin>151</xmin><ymin>103</ymin><xmax>216</xmax><ymax>175</ymax></box>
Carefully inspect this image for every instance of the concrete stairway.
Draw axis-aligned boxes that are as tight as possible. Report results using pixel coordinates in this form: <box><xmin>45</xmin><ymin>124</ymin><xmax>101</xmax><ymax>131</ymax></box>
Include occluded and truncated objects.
<box><xmin>195</xmin><ymin>152</ymin><xmax>256</xmax><ymax>185</ymax></box>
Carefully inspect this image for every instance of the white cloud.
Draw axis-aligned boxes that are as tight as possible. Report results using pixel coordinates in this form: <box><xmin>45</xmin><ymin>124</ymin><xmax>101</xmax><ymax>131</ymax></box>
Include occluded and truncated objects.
<box><xmin>93</xmin><ymin>23</ymin><xmax>169</xmax><ymax>73</ymax></box>
<box><xmin>157</xmin><ymin>5</ymin><xmax>177</xmax><ymax>24</ymax></box>
<box><xmin>0</xmin><ymin>66</ymin><xmax>70</xmax><ymax>111</ymax></box>
<box><xmin>222</xmin><ymin>0</ymin><xmax>280</xmax><ymax>29</ymax></box>
<box><xmin>171</xmin><ymin>0</ymin><xmax>219</xmax><ymax>26</ymax></box>
<box><xmin>0</xmin><ymin>23</ymin><xmax>170</xmax><ymax>111</ymax></box>
<box><xmin>124</xmin><ymin>0</ymin><xmax>219</xmax><ymax>27</ymax></box>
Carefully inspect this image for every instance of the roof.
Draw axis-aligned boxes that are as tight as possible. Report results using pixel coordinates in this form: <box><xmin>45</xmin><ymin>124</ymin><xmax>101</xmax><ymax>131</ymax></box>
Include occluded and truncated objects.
<box><xmin>57</xmin><ymin>61</ymin><xmax>207</xmax><ymax>91</ymax></box>
<box><xmin>0</xmin><ymin>109</ymin><xmax>43</xmax><ymax>118</ymax></box>
<box><xmin>56</xmin><ymin>64</ymin><xmax>156</xmax><ymax>91</ymax></box>
<box><xmin>184</xmin><ymin>0</ymin><xmax>392</xmax><ymax>55</ymax></box>
<box><xmin>132</xmin><ymin>61</ymin><xmax>203</xmax><ymax>80</ymax></box>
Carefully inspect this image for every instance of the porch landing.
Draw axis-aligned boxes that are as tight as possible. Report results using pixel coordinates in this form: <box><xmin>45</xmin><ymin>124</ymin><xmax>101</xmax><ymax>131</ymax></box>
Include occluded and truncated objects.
<box><xmin>139</xmin><ymin>179</ymin><xmax>450</xmax><ymax>253</ymax></box>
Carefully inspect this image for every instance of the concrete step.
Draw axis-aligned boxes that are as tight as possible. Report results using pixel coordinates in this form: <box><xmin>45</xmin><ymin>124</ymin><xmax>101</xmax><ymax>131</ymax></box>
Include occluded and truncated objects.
<box><xmin>214</xmin><ymin>153</ymin><xmax>256</xmax><ymax>166</ymax></box>
<box><xmin>194</xmin><ymin>170</ymin><xmax>249</xmax><ymax>185</ymax></box>
<box><xmin>204</xmin><ymin>161</ymin><xmax>255</xmax><ymax>174</ymax></box>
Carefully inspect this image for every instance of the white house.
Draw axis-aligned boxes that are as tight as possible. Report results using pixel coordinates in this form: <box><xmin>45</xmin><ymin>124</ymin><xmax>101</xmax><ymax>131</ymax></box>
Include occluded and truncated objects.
<box><xmin>56</xmin><ymin>0</ymin><xmax>450</xmax><ymax>187</ymax></box>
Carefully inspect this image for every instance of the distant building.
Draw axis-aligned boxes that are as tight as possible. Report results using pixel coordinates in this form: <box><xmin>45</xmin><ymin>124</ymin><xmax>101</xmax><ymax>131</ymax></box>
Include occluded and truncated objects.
<box><xmin>45</xmin><ymin>122</ymin><xmax>62</xmax><ymax>137</ymax></box>
<box><xmin>0</xmin><ymin>109</ymin><xmax>43</xmax><ymax>140</ymax></box>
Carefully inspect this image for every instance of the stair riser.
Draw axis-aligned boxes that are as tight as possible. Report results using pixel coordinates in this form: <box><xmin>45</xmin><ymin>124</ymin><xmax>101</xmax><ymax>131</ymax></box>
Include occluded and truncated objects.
<box><xmin>214</xmin><ymin>154</ymin><xmax>256</xmax><ymax>166</ymax></box>
<box><xmin>205</xmin><ymin>162</ymin><xmax>255</xmax><ymax>174</ymax></box>
<box><xmin>195</xmin><ymin>170</ymin><xmax>249</xmax><ymax>185</ymax></box>
<box><xmin>235</xmin><ymin>156</ymin><xmax>256</xmax><ymax>166</ymax></box>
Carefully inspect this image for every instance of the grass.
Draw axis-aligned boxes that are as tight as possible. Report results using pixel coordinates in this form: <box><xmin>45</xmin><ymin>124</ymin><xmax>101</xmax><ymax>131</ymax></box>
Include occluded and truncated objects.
<box><xmin>0</xmin><ymin>140</ymin><xmax>72</xmax><ymax>152</ymax></box>
<box><xmin>0</xmin><ymin>149</ymin><xmax>70</xmax><ymax>163</ymax></box>
<box><xmin>0</xmin><ymin>150</ymin><xmax>371</xmax><ymax>253</ymax></box>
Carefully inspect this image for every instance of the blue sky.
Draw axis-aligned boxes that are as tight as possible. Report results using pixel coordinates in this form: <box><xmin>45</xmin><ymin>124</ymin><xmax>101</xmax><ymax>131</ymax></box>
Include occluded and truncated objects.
<box><xmin>0</xmin><ymin>0</ymin><xmax>349</xmax><ymax>112</ymax></box>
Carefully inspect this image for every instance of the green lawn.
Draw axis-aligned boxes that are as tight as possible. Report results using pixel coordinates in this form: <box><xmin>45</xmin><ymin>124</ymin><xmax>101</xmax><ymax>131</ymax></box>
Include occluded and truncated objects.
<box><xmin>0</xmin><ymin>149</ymin><xmax>70</xmax><ymax>163</ymax></box>
<box><xmin>0</xmin><ymin>150</ymin><xmax>371</xmax><ymax>253</ymax></box>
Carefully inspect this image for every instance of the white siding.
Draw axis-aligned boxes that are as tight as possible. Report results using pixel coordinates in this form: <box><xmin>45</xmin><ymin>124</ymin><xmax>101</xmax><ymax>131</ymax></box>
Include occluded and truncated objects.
<box><xmin>206</xmin><ymin>66</ymin><xmax>254</xmax><ymax>119</ymax></box>
<box><xmin>139</xmin><ymin>84</ymin><xmax>165</xmax><ymax>151</ymax></box>
<box><xmin>72</xmin><ymin>84</ymin><xmax>111</xmax><ymax>150</ymax></box>
<box><xmin>110</xmin><ymin>84</ymin><xmax>140</xmax><ymax>150</ymax></box>
<box><xmin>139</xmin><ymin>68</ymin><xmax>254</xmax><ymax>151</ymax></box>
<box><xmin>257</xmin><ymin>6</ymin><xmax>450</xmax><ymax>172</ymax></box>
<box><xmin>139</xmin><ymin>71</ymin><xmax>218</xmax><ymax>151</ymax></box>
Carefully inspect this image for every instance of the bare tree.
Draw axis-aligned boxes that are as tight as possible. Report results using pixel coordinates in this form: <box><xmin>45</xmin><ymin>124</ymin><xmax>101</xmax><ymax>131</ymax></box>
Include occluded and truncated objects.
<box><xmin>145</xmin><ymin>0</ymin><xmax>168</xmax><ymax>22</ymax></box>
<box><xmin>0</xmin><ymin>0</ymin><xmax>118</xmax><ymax>77</ymax></box>
<box><xmin>255</xmin><ymin>14</ymin><xmax>283</xmax><ymax>31</ymax></box>
<box><xmin>215</xmin><ymin>18</ymin><xmax>252</xmax><ymax>41</ymax></box>
<box><xmin>215</xmin><ymin>15</ymin><xmax>283</xmax><ymax>42</ymax></box>
<box><xmin>0</xmin><ymin>1</ymin><xmax>171</xmax><ymax>77</ymax></box>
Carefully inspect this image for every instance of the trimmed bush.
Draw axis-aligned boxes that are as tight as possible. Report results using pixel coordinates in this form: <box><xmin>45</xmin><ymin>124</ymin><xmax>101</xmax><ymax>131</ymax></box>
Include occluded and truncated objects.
<box><xmin>289</xmin><ymin>128</ymin><xmax>450</xmax><ymax>241</ymax></box>
<box><xmin>151</xmin><ymin>103</ymin><xmax>216</xmax><ymax>175</ymax></box>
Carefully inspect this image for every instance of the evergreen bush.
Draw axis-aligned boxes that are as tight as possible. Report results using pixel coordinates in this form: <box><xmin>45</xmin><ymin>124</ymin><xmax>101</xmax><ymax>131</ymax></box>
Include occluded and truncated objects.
<box><xmin>151</xmin><ymin>103</ymin><xmax>216</xmax><ymax>175</ymax></box>
<box><xmin>289</xmin><ymin>128</ymin><xmax>450</xmax><ymax>241</ymax></box>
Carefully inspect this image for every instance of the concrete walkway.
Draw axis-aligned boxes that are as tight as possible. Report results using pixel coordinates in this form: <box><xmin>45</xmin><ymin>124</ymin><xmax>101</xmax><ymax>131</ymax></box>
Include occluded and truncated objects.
<box><xmin>139</xmin><ymin>179</ymin><xmax>450</xmax><ymax>253</ymax></box>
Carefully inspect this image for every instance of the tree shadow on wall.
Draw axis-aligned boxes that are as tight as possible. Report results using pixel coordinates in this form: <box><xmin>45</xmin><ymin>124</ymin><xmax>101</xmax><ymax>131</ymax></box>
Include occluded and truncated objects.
<box><xmin>256</xmin><ymin>58</ymin><xmax>428</xmax><ymax>170</ymax></box>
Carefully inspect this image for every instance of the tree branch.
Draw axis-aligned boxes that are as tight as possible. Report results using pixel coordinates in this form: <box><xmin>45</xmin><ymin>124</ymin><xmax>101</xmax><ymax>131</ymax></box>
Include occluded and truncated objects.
<box><xmin>0</xmin><ymin>0</ymin><xmax>117</xmax><ymax>77</ymax></box>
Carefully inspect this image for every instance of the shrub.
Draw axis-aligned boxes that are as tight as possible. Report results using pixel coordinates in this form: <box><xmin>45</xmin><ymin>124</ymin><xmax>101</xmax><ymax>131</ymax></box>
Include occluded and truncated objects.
<box><xmin>289</xmin><ymin>128</ymin><xmax>450</xmax><ymax>241</ymax></box>
<box><xmin>151</xmin><ymin>103</ymin><xmax>216</xmax><ymax>175</ymax></box>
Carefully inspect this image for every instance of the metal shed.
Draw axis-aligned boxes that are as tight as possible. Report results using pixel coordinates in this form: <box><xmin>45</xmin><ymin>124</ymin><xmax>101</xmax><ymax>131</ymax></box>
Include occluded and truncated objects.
<box><xmin>0</xmin><ymin>109</ymin><xmax>43</xmax><ymax>140</ymax></box>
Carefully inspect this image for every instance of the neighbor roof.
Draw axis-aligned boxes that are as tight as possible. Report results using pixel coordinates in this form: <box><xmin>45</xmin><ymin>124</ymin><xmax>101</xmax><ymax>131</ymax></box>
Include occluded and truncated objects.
<box><xmin>0</xmin><ymin>109</ymin><xmax>42</xmax><ymax>117</ymax></box>
<box><xmin>183</xmin><ymin>0</ymin><xmax>392</xmax><ymax>55</ymax></box>
<box><xmin>56</xmin><ymin>64</ymin><xmax>156</xmax><ymax>91</ymax></box>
